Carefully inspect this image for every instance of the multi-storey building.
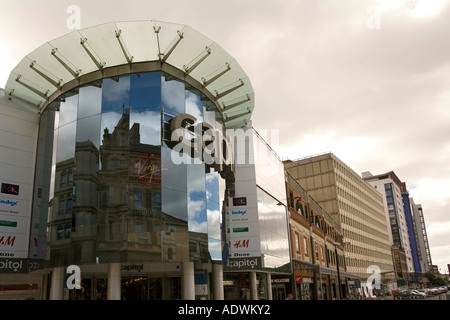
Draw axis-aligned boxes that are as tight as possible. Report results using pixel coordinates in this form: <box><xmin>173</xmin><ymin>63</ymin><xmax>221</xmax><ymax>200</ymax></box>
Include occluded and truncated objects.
<box><xmin>286</xmin><ymin>173</ymin><xmax>359</xmax><ymax>300</ymax></box>
<box><xmin>362</xmin><ymin>171</ymin><xmax>415</xmax><ymax>282</ymax></box>
<box><xmin>284</xmin><ymin>153</ymin><xmax>395</xmax><ymax>292</ymax></box>
<box><xmin>410</xmin><ymin>198</ymin><xmax>432</xmax><ymax>274</ymax></box>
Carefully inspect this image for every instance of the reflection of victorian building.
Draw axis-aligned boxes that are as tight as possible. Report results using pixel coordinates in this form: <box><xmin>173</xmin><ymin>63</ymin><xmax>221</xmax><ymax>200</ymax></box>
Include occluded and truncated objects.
<box><xmin>48</xmin><ymin>140</ymin><xmax>99</xmax><ymax>267</ymax></box>
<box><xmin>96</xmin><ymin>108</ymin><xmax>198</xmax><ymax>263</ymax></box>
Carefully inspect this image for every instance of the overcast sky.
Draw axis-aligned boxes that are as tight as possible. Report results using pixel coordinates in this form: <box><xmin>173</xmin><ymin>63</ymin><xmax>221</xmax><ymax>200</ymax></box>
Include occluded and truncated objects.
<box><xmin>1</xmin><ymin>0</ymin><xmax>449</xmax><ymax>274</ymax></box>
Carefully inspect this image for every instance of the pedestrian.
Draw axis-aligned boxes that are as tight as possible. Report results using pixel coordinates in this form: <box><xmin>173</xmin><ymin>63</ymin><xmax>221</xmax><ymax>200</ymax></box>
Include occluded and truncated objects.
<box><xmin>286</xmin><ymin>293</ymin><xmax>294</xmax><ymax>300</ymax></box>
<box><xmin>239</xmin><ymin>289</ymin><xmax>247</xmax><ymax>300</ymax></box>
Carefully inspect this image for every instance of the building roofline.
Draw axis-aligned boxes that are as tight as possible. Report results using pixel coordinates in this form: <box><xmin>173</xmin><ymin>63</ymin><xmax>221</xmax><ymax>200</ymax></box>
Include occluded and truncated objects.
<box><xmin>4</xmin><ymin>20</ymin><xmax>254</xmax><ymax>128</ymax></box>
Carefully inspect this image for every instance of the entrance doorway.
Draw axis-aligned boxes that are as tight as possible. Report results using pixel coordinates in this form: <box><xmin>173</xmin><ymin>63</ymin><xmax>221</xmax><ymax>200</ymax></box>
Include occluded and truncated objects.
<box><xmin>272</xmin><ymin>284</ymin><xmax>286</xmax><ymax>300</ymax></box>
<box><xmin>121</xmin><ymin>277</ymin><xmax>163</xmax><ymax>300</ymax></box>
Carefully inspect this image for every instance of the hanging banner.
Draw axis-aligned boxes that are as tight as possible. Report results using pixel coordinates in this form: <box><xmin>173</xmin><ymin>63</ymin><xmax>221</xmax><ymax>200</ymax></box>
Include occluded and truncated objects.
<box><xmin>225</xmin><ymin>196</ymin><xmax>261</xmax><ymax>269</ymax></box>
<box><xmin>0</xmin><ymin>182</ymin><xmax>31</xmax><ymax>260</ymax></box>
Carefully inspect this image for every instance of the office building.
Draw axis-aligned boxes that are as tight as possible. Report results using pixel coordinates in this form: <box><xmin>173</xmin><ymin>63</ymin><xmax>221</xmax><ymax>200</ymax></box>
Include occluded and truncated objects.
<box><xmin>362</xmin><ymin>172</ymin><xmax>415</xmax><ymax>281</ymax></box>
<box><xmin>284</xmin><ymin>153</ymin><xmax>395</xmax><ymax>291</ymax></box>
<box><xmin>286</xmin><ymin>173</ymin><xmax>360</xmax><ymax>300</ymax></box>
<box><xmin>410</xmin><ymin>198</ymin><xmax>432</xmax><ymax>274</ymax></box>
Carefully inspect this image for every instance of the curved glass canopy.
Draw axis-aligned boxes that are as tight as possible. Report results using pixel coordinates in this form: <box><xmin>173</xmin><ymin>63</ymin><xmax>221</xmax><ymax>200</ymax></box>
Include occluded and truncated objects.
<box><xmin>4</xmin><ymin>20</ymin><xmax>254</xmax><ymax>128</ymax></box>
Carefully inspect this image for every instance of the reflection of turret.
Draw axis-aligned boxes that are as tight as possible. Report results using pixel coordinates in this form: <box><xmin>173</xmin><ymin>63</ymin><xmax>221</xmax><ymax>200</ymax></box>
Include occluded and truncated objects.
<box><xmin>72</xmin><ymin>141</ymin><xmax>99</xmax><ymax>264</ymax></box>
<box><xmin>47</xmin><ymin>140</ymin><xmax>99</xmax><ymax>267</ymax></box>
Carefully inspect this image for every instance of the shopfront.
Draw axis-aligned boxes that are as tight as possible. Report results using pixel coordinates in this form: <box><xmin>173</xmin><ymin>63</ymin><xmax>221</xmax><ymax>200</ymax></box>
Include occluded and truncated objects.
<box><xmin>62</xmin><ymin>262</ymin><xmax>185</xmax><ymax>300</ymax></box>
<box><xmin>66</xmin><ymin>275</ymin><xmax>179</xmax><ymax>300</ymax></box>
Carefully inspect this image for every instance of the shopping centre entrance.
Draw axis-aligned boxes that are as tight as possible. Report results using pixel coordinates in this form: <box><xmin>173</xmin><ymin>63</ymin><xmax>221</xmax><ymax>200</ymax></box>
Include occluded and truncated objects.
<box><xmin>67</xmin><ymin>275</ymin><xmax>181</xmax><ymax>300</ymax></box>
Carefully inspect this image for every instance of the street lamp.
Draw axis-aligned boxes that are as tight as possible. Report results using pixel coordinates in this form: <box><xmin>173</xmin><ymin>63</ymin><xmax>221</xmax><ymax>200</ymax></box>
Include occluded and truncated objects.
<box><xmin>334</xmin><ymin>242</ymin><xmax>342</xmax><ymax>300</ymax></box>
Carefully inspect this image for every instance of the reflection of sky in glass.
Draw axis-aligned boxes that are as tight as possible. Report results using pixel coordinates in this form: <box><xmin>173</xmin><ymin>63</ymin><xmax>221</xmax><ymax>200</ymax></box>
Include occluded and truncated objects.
<box><xmin>161</xmin><ymin>146</ymin><xmax>188</xmax><ymax>221</ymax></box>
<box><xmin>100</xmin><ymin>111</ymin><xmax>122</xmax><ymax>136</ymax></box>
<box><xmin>208</xmin><ymin>238</ymin><xmax>222</xmax><ymax>260</ymax></box>
<box><xmin>130</xmin><ymin>73</ymin><xmax>161</xmax><ymax>146</ymax></box>
<box><xmin>187</xmin><ymin>162</ymin><xmax>206</xmax><ymax>233</ymax></box>
<box><xmin>76</xmin><ymin>85</ymin><xmax>102</xmax><ymax>148</ymax></box>
<box><xmin>78</xmin><ymin>85</ymin><xmax>102</xmax><ymax>118</ymax></box>
<box><xmin>101</xmin><ymin>76</ymin><xmax>130</xmax><ymax>149</ymax></box>
<box><xmin>56</xmin><ymin>93</ymin><xmax>78</xmax><ymax>162</ymax></box>
<box><xmin>76</xmin><ymin>115</ymin><xmax>101</xmax><ymax>148</ymax></box>
<box><xmin>130</xmin><ymin>108</ymin><xmax>161</xmax><ymax>146</ymax></box>
<box><xmin>102</xmin><ymin>76</ymin><xmax>130</xmax><ymax>113</ymax></box>
<box><xmin>162</xmin><ymin>74</ymin><xmax>184</xmax><ymax>116</ymax></box>
<box><xmin>185</xmin><ymin>90</ymin><xmax>203</xmax><ymax>122</ymax></box>
<box><xmin>58</xmin><ymin>93</ymin><xmax>78</xmax><ymax>126</ymax></box>
<box><xmin>206</xmin><ymin>172</ymin><xmax>221</xmax><ymax>239</ymax></box>
<box><xmin>130</xmin><ymin>72</ymin><xmax>160</xmax><ymax>107</ymax></box>
<box><xmin>257</xmin><ymin>187</ymin><xmax>290</xmax><ymax>268</ymax></box>
<box><xmin>188</xmin><ymin>193</ymin><xmax>207</xmax><ymax>232</ymax></box>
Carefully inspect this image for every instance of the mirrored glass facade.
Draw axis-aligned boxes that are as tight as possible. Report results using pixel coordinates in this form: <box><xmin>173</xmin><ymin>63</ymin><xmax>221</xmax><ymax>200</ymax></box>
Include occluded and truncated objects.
<box><xmin>42</xmin><ymin>71</ymin><xmax>225</xmax><ymax>268</ymax></box>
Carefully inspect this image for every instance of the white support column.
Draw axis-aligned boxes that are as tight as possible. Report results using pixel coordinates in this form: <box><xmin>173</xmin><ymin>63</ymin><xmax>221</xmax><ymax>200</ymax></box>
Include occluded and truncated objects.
<box><xmin>266</xmin><ymin>273</ymin><xmax>273</xmax><ymax>300</ymax></box>
<box><xmin>182</xmin><ymin>261</ymin><xmax>195</xmax><ymax>300</ymax></box>
<box><xmin>213</xmin><ymin>263</ymin><xmax>224</xmax><ymax>300</ymax></box>
<box><xmin>50</xmin><ymin>267</ymin><xmax>64</xmax><ymax>300</ymax></box>
<box><xmin>107</xmin><ymin>262</ymin><xmax>121</xmax><ymax>300</ymax></box>
<box><xmin>249</xmin><ymin>271</ymin><xmax>258</xmax><ymax>300</ymax></box>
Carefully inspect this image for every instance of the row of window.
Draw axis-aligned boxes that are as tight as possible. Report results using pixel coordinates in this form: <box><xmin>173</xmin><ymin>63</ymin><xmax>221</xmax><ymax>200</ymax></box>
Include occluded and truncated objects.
<box><xmin>288</xmin><ymin>190</ymin><xmax>342</xmax><ymax>243</ymax></box>
<box><xmin>336</xmin><ymin>184</ymin><xmax>385</xmax><ymax>224</ymax></box>
<box><xmin>340</xmin><ymin>211</ymin><xmax>389</xmax><ymax>243</ymax></box>
<box><xmin>57</xmin><ymin>189</ymin><xmax>162</xmax><ymax>215</ymax></box>
<box><xmin>333</xmin><ymin>158</ymin><xmax>383</xmax><ymax>210</ymax></box>
<box><xmin>61</xmin><ymin>170</ymin><xmax>73</xmax><ymax>187</ymax></box>
<box><xmin>293</xmin><ymin>232</ymin><xmax>344</xmax><ymax>268</ymax></box>
<box><xmin>338</xmin><ymin>197</ymin><xmax>387</xmax><ymax>232</ymax></box>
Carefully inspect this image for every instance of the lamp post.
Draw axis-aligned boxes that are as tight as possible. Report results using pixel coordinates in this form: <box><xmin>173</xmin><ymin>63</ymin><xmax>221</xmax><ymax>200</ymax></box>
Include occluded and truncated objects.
<box><xmin>334</xmin><ymin>242</ymin><xmax>342</xmax><ymax>300</ymax></box>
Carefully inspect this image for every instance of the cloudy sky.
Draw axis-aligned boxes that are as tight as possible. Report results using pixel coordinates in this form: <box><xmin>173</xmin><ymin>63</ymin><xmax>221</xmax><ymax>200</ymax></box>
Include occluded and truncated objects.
<box><xmin>1</xmin><ymin>0</ymin><xmax>449</xmax><ymax>274</ymax></box>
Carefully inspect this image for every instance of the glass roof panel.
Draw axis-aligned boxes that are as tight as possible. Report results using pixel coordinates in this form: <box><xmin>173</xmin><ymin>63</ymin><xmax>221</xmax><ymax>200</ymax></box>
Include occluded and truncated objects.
<box><xmin>114</xmin><ymin>20</ymin><xmax>159</xmax><ymax>63</ymax></box>
<box><xmin>4</xmin><ymin>20</ymin><xmax>254</xmax><ymax>127</ymax></box>
<box><xmin>26</xmin><ymin>42</ymin><xmax>74</xmax><ymax>85</ymax></box>
<box><xmin>77</xmin><ymin>21</ymin><xmax>128</xmax><ymax>68</ymax></box>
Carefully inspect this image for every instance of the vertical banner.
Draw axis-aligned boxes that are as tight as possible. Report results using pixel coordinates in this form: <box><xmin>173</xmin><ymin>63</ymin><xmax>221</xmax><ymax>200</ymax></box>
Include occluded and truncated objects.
<box><xmin>225</xmin><ymin>196</ymin><xmax>261</xmax><ymax>269</ymax></box>
<box><xmin>0</xmin><ymin>182</ymin><xmax>32</xmax><ymax>265</ymax></box>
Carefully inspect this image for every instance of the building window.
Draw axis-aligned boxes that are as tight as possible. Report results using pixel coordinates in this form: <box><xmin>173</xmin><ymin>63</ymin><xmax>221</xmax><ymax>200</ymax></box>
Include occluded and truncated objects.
<box><xmin>134</xmin><ymin>190</ymin><xmax>143</xmax><ymax>209</ymax></box>
<box><xmin>289</xmin><ymin>191</ymin><xmax>294</xmax><ymax>208</ymax></box>
<box><xmin>108</xmin><ymin>185</ymin><xmax>114</xmax><ymax>205</ymax></box>
<box><xmin>296</xmin><ymin>200</ymin><xmax>303</xmax><ymax>215</ymax></box>
<box><xmin>68</xmin><ymin>170</ymin><xmax>73</xmax><ymax>185</ymax></box>
<box><xmin>109</xmin><ymin>220</ymin><xmax>114</xmax><ymax>240</ymax></box>
<box><xmin>61</xmin><ymin>173</ymin><xmax>67</xmax><ymax>187</ymax></box>
<box><xmin>153</xmin><ymin>192</ymin><xmax>161</xmax><ymax>212</ymax></box>
<box><xmin>315</xmin><ymin>243</ymin><xmax>319</xmax><ymax>260</ymax></box>
<box><xmin>61</xmin><ymin>169</ymin><xmax>74</xmax><ymax>187</ymax></box>
<box><xmin>109</xmin><ymin>158</ymin><xmax>120</xmax><ymax>170</ymax></box>
<box><xmin>65</xmin><ymin>224</ymin><xmax>71</xmax><ymax>238</ymax></box>
<box><xmin>304</xmin><ymin>237</ymin><xmax>308</xmax><ymax>256</ymax></box>
<box><xmin>57</xmin><ymin>225</ymin><xmax>63</xmax><ymax>240</ymax></box>
<box><xmin>295</xmin><ymin>233</ymin><xmax>300</xmax><ymax>254</ymax></box>
<box><xmin>59</xmin><ymin>199</ymin><xmax>65</xmax><ymax>215</ymax></box>
<box><xmin>67</xmin><ymin>199</ymin><xmax>73</xmax><ymax>214</ymax></box>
